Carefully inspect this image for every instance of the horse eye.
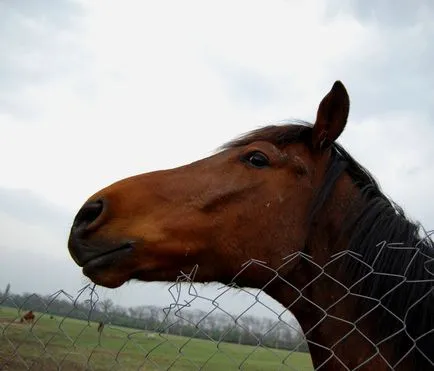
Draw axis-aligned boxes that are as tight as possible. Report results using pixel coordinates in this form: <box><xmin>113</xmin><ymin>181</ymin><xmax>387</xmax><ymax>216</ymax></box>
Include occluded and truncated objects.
<box><xmin>244</xmin><ymin>151</ymin><xmax>270</xmax><ymax>169</ymax></box>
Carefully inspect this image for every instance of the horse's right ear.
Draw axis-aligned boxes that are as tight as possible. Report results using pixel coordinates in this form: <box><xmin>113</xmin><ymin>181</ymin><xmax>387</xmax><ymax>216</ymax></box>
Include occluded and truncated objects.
<box><xmin>311</xmin><ymin>81</ymin><xmax>350</xmax><ymax>151</ymax></box>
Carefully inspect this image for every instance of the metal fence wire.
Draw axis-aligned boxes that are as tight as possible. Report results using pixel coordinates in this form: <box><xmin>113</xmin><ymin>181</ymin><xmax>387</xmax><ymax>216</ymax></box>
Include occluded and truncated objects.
<box><xmin>0</xmin><ymin>241</ymin><xmax>433</xmax><ymax>370</ymax></box>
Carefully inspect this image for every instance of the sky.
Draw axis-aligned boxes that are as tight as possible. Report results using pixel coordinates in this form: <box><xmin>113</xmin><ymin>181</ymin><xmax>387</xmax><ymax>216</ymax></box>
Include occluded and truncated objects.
<box><xmin>1</xmin><ymin>0</ymin><xmax>434</xmax><ymax>321</ymax></box>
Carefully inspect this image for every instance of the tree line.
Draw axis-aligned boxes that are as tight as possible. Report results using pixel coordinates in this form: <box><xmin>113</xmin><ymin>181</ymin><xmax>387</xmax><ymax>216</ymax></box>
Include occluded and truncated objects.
<box><xmin>0</xmin><ymin>284</ymin><xmax>309</xmax><ymax>352</ymax></box>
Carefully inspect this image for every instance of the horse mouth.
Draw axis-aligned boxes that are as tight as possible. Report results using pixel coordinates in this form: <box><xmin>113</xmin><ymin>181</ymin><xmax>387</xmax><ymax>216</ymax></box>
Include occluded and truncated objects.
<box><xmin>82</xmin><ymin>243</ymin><xmax>134</xmax><ymax>274</ymax></box>
<box><xmin>68</xmin><ymin>235</ymin><xmax>135</xmax><ymax>273</ymax></box>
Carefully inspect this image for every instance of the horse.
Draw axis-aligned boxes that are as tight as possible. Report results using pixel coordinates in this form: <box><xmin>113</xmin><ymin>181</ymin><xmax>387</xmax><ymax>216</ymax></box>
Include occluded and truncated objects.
<box><xmin>96</xmin><ymin>320</ymin><xmax>105</xmax><ymax>345</ymax></box>
<box><xmin>20</xmin><ymin>310</ymin><xmax>35</xmax><ymax>324</ymax></box>
<box><xmin>68</xmin><ymin>81</ymin><xmax>434</xmax><ymax>370</ymax></box>
<box><xmin>97</xmin><ymin>321</ymin><xmax>104</xmax><ymax>334</ymax></box>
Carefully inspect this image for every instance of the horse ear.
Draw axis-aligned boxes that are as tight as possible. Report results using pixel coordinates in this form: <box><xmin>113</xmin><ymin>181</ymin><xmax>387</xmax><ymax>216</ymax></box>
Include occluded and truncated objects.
<box><xmin>312</xmin><ymin>81</ymin><xmax>350</xmax><ymax>151</ymax></box>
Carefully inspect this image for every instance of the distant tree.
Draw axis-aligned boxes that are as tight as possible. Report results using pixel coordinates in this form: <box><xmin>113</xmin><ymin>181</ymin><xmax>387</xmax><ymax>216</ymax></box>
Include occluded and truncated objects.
<box><xmin>135</xmin><ymin>305</ymin><xmax>147</xmax><ymax>320</ymax></box>
<box><xmin>4</xmin><ymin>283</ymin><xmax>11</xmax><ymax>297</ymax></box>
<box><xmin>128</xmin><ymin>307</ymin><xmax>139</xmax><ymax>318</ymax></box>
<box><xmin>99</xmin><ymin>298</ymin><xmax>114</xmax><ymax>316</ymax></box>
<box><xmin>0</xmin><ymin>283</ymin><xmax>11</xmax><ymax>303</ymax></box>
<box><xmin>112</xmin><ymin>304</ymin><xmax>127</xmax><ymax>316</ymax></box>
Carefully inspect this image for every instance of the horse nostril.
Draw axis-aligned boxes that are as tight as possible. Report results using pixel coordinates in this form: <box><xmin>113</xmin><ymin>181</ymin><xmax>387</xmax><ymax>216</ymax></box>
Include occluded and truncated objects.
<box><xmin>73</xmin><ymin>199</ymin><xmax>105</xmax><ymax>231</ymax></box>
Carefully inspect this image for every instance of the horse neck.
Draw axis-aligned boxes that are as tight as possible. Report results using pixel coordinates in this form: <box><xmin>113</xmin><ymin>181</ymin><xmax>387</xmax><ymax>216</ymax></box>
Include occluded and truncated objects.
<box><xmin>265</xmin><ymin>175</ymin><xmax>399</xmax><ymax>370</ymax></box>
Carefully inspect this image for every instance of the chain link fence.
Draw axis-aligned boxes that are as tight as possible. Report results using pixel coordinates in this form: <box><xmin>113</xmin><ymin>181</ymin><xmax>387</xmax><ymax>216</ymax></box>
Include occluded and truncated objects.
<box><xmin>1</xmin><ymin>241</ymin><xmax>433</xmax><ymax>370</ymax></box>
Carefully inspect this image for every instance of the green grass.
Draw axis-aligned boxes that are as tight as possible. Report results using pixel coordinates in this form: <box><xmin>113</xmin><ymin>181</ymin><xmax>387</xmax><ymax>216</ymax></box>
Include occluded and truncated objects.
<box><xmin>0</xmin><ymin>306</ymin><xmax>313</xmax><ymax>370</ymax></box>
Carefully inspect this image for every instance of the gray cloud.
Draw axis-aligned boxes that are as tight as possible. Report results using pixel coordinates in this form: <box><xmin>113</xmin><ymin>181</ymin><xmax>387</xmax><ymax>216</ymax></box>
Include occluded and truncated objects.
<box><xmin>0</xmin><ymin>0</ymin><xmax>87</xmax><ymax>118</ymax></box>
<box><xmin>324</xmin><ymin>1</ymin><xmax>434</xmax><ymax>121</ymax></box>
<box><xmin>205</xmin><ymin>55</ymin><xmax>281</xmax><ymax>108</ymax></box>
<box><xmin>0</xmin><ymin>187</ymin><xmax>72</xmax><ymax>236</ymax></box>
<box><xmin>326</xmin><ymin>0</ymin><xmax>434</xmax><ymax>28</ymax></box>
<box><xmin>0</xmin><ymin>245</ymin><xmax>84</xmax><ymax>297</ymax></box>
<box><xmin>203</xmin><ymin>1</ymin><xmax>434</xmax><ymax>124</ymax></box>
<box><xmin>0</xmin><ymin>187</ymin><xmax>84</xmax><ymax>299</ymax></box>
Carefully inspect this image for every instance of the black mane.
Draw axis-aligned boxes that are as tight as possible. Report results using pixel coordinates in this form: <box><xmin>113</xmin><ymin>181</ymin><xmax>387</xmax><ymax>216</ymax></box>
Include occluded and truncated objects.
<box><xmin>224</xmin><ymin>122</ymin><xmax>434</xmax><ymax>368</ymax></box>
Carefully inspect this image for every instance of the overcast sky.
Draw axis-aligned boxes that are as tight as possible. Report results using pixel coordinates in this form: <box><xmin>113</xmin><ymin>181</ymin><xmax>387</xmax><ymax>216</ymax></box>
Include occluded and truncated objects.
<box><xmin>1</xmin><ymin>0</ymin><xmax>433</xmax><ymax>320</ymax></box>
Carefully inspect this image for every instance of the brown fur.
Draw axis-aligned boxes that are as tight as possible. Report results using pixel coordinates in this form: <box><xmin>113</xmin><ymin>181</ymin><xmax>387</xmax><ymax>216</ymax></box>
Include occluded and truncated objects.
<box><xmin>20</xmin><ymin>310</ymin><xmax>35</xmax><ymax>324</ymax></box>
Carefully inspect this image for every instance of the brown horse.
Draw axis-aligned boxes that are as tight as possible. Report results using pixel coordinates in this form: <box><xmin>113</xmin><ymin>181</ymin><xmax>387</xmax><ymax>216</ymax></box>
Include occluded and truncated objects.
<box><xmin>97</xmin><ymin>321</ymin><xmax>104</xmax><ymax>334</ymax></box>
<box><xmin>68</xmin><ymin>81</ymin><xmax>433</xmax><ymax>370</ymax></box>
<box><xmin>20</xmin><ymin>310</ymin><xmax>35</xmax><ymax>324</ymax></box>
<box><xmin>97</xmin><ymin>320</ymin><xmax>105</xmax><ymax>345</ymax></box>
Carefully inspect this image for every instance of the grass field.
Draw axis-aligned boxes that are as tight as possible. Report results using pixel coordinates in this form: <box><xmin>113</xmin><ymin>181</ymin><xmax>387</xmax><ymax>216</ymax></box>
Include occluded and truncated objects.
<box><xmin>0</xmin><ymin>306</ymin><xmax>313</xmax><ymax>370</ymax></box>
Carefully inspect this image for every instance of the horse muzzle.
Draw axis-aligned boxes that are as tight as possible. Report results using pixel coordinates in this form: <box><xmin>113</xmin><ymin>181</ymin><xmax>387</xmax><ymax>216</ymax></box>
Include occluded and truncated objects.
<box><xmin>68</xmin><ymin>198</ymin><xmax>136</xmax><ymax>274</ymax></box>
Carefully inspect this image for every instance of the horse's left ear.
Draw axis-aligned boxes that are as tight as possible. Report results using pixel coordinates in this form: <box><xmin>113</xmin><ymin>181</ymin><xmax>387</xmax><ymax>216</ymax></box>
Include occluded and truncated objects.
<box><xmin>312</xmin><ymin>81</ymin><xmax>350</xmax><ymax>151</ymax></box>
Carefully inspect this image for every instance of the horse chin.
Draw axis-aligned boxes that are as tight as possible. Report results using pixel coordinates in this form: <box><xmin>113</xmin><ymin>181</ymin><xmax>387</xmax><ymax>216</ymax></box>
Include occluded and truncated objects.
<box><xmin>82</xmin><ymin>258</ymin><xmax>197</xmax><ymax>288</ymax></box>
<box><xmin>81</xmin><ymin>250</ymin><xmax>135</xmax><ymax>288</ymax></box>
<box><xmin>83</xmin><ymin>267</ymin><xmax>131</xmax><ymax>289</ymax></box>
